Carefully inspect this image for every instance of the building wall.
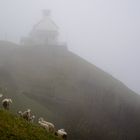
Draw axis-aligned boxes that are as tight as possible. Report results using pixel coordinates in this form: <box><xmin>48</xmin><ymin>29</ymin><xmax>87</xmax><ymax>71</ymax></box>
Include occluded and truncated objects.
<box><xmin>30</xmin><ymin>30</ymin><xmax>58</xmax><ymax>45</ymax></box>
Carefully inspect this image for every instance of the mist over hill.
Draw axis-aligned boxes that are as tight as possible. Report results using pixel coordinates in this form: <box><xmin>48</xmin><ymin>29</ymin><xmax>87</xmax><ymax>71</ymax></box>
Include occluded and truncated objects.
<box><xmin>0</xmin><ymin>41</ymin><xmax>140</xmax><ymax>140</ymax></box>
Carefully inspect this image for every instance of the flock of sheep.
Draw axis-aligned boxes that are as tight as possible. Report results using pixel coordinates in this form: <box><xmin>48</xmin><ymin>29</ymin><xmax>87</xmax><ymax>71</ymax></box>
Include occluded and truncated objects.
<box><xmin>0</xmin><ymin>94</ymin><xmax>67</xmax><ymax>140</ymax></box>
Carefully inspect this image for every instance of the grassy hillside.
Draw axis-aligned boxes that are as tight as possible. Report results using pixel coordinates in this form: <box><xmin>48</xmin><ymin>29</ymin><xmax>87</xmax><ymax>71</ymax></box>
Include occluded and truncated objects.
<box><xmin>0</xmin><ymin>41</ymin><xmax>140</xmax><ymax>140</ymax></box>
<box><xmin>0</xmin><ymin>110</ymin><xmax>60</xmax><ymax>140</ymax></box>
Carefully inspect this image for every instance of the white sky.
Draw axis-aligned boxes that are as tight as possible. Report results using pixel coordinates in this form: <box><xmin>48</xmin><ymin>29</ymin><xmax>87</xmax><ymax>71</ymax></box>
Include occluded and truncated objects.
<box><xmin>0</xmin><ymin>0</ymin><xmax>140</xmax><ymax>93</ymax></box>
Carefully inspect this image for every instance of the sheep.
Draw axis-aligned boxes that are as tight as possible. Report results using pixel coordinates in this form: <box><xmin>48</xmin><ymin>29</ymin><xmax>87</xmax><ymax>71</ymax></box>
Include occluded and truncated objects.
<box><xmin>29</xmin><ymin>115</ymin><xmax>35</xmax><ymax>123</ymax></box>
<box><xmin>55</xmin><ymin>129</ymin><xmax>67</xmax><ymax>140</ymax></box>
<box><xmin>38</xmin><ymin>119</ymin><xmax>49</xmax><ymax>132</ymax></box>
<box><xmin>18</xmin><ymin>109</ymin><xmax>35</xmax><ymax>123</ymax></box>
<box><xmin>38</xmin><ymin>117</ymin><xmax>55</xmax><ymax>133</ymax></box>
<box><xmin>2</xmin><ymin>98</ymin><xmax>12</xmax><ymax>110</ymax></box>
<box><xmin>18</xmin><ymin>109</ymin><xmax>31</xmax><ymax>121</ymax></box>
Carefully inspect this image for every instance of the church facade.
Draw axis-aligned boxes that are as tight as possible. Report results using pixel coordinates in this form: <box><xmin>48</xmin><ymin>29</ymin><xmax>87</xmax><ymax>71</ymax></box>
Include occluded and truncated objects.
<box><xmin>21</xmin><ymin>10</ymin><xmax>59</xmax><ymax>46</ymax></box>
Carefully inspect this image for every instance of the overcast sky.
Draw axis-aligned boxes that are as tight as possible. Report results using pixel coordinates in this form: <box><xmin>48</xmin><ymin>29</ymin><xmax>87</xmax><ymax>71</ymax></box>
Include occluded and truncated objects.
<box><xmin>0</xmin><ymin>0</ymin><xmax>140</xmax><ymax>93</ymax></box>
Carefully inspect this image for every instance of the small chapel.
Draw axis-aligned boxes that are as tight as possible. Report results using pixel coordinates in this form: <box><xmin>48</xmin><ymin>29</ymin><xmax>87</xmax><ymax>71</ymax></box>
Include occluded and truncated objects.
<box><xmin>21</xmin><ymin>10</ymin><xmax>59</xmax><ymax>45</ymax></box>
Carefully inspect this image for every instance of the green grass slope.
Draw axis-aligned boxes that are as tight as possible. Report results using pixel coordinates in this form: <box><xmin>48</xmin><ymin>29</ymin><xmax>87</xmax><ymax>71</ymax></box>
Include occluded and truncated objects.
<box><xmin>0</xmin><ymin>110</ymin><xmax>60</xmax><ymax>140</ymax></box>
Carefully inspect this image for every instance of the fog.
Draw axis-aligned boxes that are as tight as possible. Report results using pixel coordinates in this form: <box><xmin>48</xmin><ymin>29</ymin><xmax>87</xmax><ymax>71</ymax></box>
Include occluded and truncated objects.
<box><xmin>0</xmin><ymin>0</ymin><xmax>140</xmax><ymax>93</ymax></box>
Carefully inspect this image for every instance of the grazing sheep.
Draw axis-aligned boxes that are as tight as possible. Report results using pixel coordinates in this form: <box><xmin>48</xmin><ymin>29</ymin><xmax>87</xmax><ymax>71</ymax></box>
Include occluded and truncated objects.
<box><xmin>29</xmin><ymin>115</ymin><xmax>35</xmax><ymax>123</ymax></box>
<box><xmin>55</xmin><ymin>129</ymin><xmax>67</xmax><ymax>140</ymax></box>
<box><xmin>38</xmin><ymin>119</ymin><xmax>49</xmax><ymax>132</ymax></box>
<box><xmin>38</xmin><ymin>117</ymin><xmax>55</xmax><ymax>133</ymax></box>
<box><xmin>18</xmin><ymin>109</ymin><xmax>31</xmax><ymax>121</ymax></box>
<box><xmin>2</xmin><ymin>98</ymin><xmax>12</xmax><ymax>110</ymax></box>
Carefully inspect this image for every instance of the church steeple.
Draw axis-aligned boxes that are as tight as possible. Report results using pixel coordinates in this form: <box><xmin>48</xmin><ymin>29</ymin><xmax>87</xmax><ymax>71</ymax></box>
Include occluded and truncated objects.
<box><xmin>21</xmin><ymin>10</ymin><xmax>67</xmax><ymax>50</ymax></box>
<box><xmin>21</xmin><ymin>10</ymin><xmax>59</xmax><ymax>45</ymax></box>
<box><xmin>42</xmin><ymin>9</ymin><xmax>51</xmax><ymax>17</ymax></box>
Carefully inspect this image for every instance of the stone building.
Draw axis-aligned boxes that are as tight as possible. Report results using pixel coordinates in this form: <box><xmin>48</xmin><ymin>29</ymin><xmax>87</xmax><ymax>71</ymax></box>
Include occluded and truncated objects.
<box><xmin>21</xmin><ymin>10</ymin><xmax>59</xmax><ymax>45</ymax></box>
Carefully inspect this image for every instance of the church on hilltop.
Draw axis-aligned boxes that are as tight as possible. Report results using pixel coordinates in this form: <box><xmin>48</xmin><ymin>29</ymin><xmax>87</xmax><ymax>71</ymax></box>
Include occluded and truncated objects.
<box><xmin>21</xmin><ymin>10</ymin><xmax>66</xmax><ymax>48</ymax></box>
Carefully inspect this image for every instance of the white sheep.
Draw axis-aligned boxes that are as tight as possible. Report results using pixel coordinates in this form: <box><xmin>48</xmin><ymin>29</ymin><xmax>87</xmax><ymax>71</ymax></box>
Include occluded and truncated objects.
<box><xmin>38</xmin><ymin>117</ymin><xmax>55</xmax><ymax>133</ymax></box>
<box><xmin>38</xmin><ymin>119</ymin><xmax>49</xmax><ymax>132</ymax></box>
<box><xmin>18</xmin><ymin>109</ymin><xmax>31</xmax><ymax>121</ymax></box>
<box><xmin>2</xmin><ymin>98</ymin><xmax>12</xmax><ymax>110</ymax></box>
<box><xmin>55</xmin><ymin>129</ymin><xmax>67</xmax><ymax>140</ymax></box>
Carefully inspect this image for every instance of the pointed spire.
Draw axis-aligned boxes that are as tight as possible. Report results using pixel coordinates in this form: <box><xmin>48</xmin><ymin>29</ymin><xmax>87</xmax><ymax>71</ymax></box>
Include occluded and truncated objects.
<box><xmin>42</xmin><ymin>9</ymin><xmax>51</xmax><ymax>17</ymax></box>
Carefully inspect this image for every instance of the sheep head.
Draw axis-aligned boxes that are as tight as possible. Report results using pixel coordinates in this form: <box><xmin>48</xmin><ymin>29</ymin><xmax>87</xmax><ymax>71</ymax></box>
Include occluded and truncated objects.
<box><xmin>9</xmin><ymin>99</ymin><xmax>12</xmax><ymax>103</ymax></box>
<box><xmin>27</xmin><ymin>109</ymin><xmax>31</xmax><ymax>112</ymax></box>
<box><xmin>18</xmin><ymin>111</ymin><xmax>22</xmax><ymax>116</ymax></box>
<box><xmin>32</xmin><ymin>115</ymin><xmax>35</xmax><ymax>119</ymax></box>
<box><xmin>60</xmin><ymin>129</ymin><xmax>65</xmax><ymax>132</ymax></box>
<box><xmin>38</xmin><ymin>117</ymin><xmax>44</xmax><ymax>122</ymax></box>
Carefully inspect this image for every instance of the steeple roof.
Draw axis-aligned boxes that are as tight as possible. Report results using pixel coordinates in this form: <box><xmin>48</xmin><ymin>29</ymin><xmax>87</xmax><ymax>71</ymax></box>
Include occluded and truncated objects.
<box><xmin>32</xmin><ymin>11</ymin><xmax>58</xmax><ymax>32</ymax></box>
